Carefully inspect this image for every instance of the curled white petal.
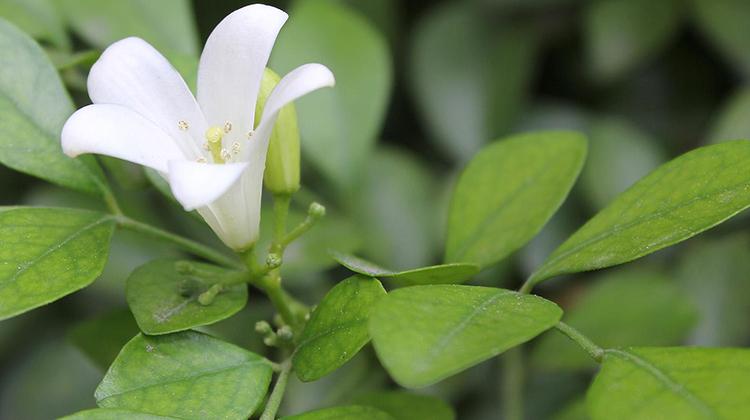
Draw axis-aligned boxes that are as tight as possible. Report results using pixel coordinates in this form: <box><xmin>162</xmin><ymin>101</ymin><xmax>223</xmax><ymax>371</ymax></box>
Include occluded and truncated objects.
<box><xmin>62</xmin><ymin>104</ymin><xmax>183</xmax><ymax>173</ymax></box>
<box><xmin>198</xmin><ymin>4</ymin><xmax>287</xmax><ymax>136</ymax></box>
<box><xmin>167</xmin><ymin>160</ymin><xmax>249</xmax><ymax>211</ymax></box>
<box><xmin>88</xmin><ymin>37</ymin><xmax>206</xmax><ymax>158</ymax></box>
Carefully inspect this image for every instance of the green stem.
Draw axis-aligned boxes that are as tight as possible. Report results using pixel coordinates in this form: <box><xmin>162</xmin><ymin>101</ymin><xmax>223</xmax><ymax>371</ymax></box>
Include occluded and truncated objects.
<box><xmin>271</xmin><ymin>194</ymin><xmax>291</xmax><ymax>253</ymax></box>
<box><xmin>116</xmin><ymin>216</ymin><xmax>242</xmax><ymax>269</ymax></box>
<box><xmin>518</xmin><ymin>276</ymin><xmax>536</xmax><ymax>295</ymax></box>
<box><xmin>554</xmin><ymin>321</ymin><xmax>604</xmax><ymax>362</ymax></box>
<box><xmin>260</xmin><ymin>359</ymin><xmax>292</xmax><ymax>420</ymax></box>
<box><xmin>502</xmin><ymin>347</ymin><xmax>524</xmax><ymax>420</ymax></box>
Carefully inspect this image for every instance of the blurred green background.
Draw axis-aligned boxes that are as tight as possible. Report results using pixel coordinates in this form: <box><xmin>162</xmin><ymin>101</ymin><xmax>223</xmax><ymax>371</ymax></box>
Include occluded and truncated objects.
<box><xmin>1</xmin><ymin>0</ymin><xmax>750</xmax><ymax>418</ymax></box>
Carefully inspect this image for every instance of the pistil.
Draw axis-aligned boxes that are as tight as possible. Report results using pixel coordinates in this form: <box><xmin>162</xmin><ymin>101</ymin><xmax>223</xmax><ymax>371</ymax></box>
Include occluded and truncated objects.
<box><xmin>205</xmin><ymin>126</ymin><xmax>225</xmax><ymax>163</ymax></box>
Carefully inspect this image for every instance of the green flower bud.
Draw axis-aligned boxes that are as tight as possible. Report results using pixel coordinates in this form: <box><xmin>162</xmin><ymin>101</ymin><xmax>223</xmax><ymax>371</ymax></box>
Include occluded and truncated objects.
<box><xmin>256</xmin><ymin>68</ymin><xmax>301</xmax><ymax>194</ymax></box>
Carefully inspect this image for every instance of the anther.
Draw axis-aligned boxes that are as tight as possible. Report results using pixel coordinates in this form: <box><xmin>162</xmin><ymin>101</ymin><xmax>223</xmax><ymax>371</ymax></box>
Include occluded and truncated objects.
<box><xmin>231</xmin><ymin>142</ymin><xmax>241</xmax><ymax>154</ymax></box>
<box><xmin>196</xmin><ymin>157</ymin><xmax>207</xmax><ymax>163</ymax></box>
<box><xmin>224</xmin><ymin>121</ymin><xmax>233</xmax><ymax>133</ymax></box>
<box><xmin>246</xmin><ymin>130</ymin><xmax>254</xmax><ymax>140</ymax></box>
<box><xmin>221</xmin><ymin>149</ymin><xmax>231</xmax><ymax>161</ymax></box>
<box><xmin>177</xmin><ymin>120</ymin><xmax>189</xmax><ymax>131</ymax></box>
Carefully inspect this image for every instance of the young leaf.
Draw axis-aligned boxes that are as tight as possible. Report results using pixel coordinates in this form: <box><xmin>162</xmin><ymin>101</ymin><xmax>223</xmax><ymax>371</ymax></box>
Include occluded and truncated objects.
<box><xmin>61</xmin><ymin>408</ymin><xmax>177</xmax><ymax>419</ymax></box>
<box><xmin>270</xmin><ymin>0</ymin><xmax>391</xmax><ymax>193</ymax></box>
<box><xmin>585</xmin><ymin>0</ymin><xmax>682</xmax><ymax>81</ymax></box>
<box><xmin>0</xmin><ymin>19</ymin><xmax>104</xmax><ymax>194</ymax></box>
<box><xmin>126</xmin><ymin>259</ymin><xmax>248</xmax><ymax>335</ymax></box>
<box><xmin>445</xmin><ymin>131</ymin><xmax>587</xmax><ymax>268</ymax></box>
<box><xmin>587</xmin><ymin>347</ymin><xmax>750</xmax><ymax>419</ymax></box>
<box><xmin>281</xmin><ymin>405</ymin><xmax>394</xmax><ymax>420</ymax></box>
<box><xmin>354</xmin><ymin>391</ymin><xmax>455</xmax><ymax>420</ymax></box>
<box><xmin>0</xmin><ymin>207</ymin><xmax>115</xmax><ymax>320</ymax></box>
<box><xmin>95</xmin><ymin>331</ymin><xmax>273</xmax><ymax>420</ymax></box>
<box><xmin>68</xmin><ymin>309</ymin><xmax>140</xmax><ymax>370</ymax></box>
<box><xmin>294</xmin><ymin>275</ymin><xmax>386</xmax><ymax>381</ymax></box>
<box><xmin>55</xmin><ymin>0</ymin><xmax>198</xmax><ymax>57</ymax></box>
<box><xmin>531</xmin><ymin>269</ymin><xmax>697</xmax><ymax>371</ymax></box>
<box><xmin>529</xmin><ymin>140</ymin><xmax>750</xmax><ymax>288</ymax></box>
<box><xmin>369</xmin><ymin>285</ymin><xmax>562</xmax><ymax>388</ymax></box>
<box><xmin>330</xmin><ymin>251</ymin><xmax>478</xmax><ymax>286</ymax></box>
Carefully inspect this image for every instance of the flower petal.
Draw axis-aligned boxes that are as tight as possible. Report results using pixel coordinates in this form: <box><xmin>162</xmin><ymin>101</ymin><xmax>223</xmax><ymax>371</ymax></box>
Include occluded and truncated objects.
<box><xmin>62</xmin><ymin>104</ymin><xmax>183</xmax><ymax>173</ymax></box>
<box><xmin>249</xmin><ymin>63</ymin><xmax>335</xmax><ymax>158</ymax></box>
<box><xmin>88</xmin><ymin>37</ymin><xmax>206</xmax><ymax>158</ymax></box>
<box><xmin>197</xmin><ymin>4</ymin><xmax>287</xmax><ymax>137</ymax></box>
<box><xmin>167</xmin><ymin>160</ymin><xmax>249</xmax><ymax>211</ymax></box>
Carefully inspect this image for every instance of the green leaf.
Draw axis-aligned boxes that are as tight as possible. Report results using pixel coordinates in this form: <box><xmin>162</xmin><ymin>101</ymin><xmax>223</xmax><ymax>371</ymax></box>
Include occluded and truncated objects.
<box><xmin>0</xmin><ymin>18</ymin><xmax>104</xmax><ymax>194</ymax></box>
<box><xmin>281</xmin><ymin>405</ymin><xmax>395</xmax><ymax>420</ymax></box>
<box><xmin>354</xmin><ymin>391</ymin><xmax>455</xmax><ymax>420</ymax></box>
<box><xmin>587</xmin><ymin>347</ymin><xmax>750</xmax><ymax>420</ymax></box>
<box><xmin>529</xmin><ymin>140</ymin><xmax>750</xmax><ymax>287</ymax></box>
<box><xmin>330</xmin><ymin>251</ymin><xmax>478</xmax><ymax>286</ymax></box>
<box><xmin>693</xmin><ymin>0</ymin><xmax>750</xmax><ymax>77</ymax></box>
<box><xmin>69</xmin><ymin>309</ymin><xmax>140</xmax><ymax>370</ymax></box>
<box><xmin>95</xmin><ymin>331</ymin><xmax>273</xmax><ymax>419</ymax></box>
<box><xmin>270</xmin><ymin>0</ymin><xmax>391</xmax><ymax>193</ymax></box>
<box><xmin>676</xmin><ymin>234</ymin><xmax>750</xmax><ymax>345</ymax></box>
<box><xmin>445</xmin><ymin>130</ymin><xmax>587</xmax><ymax>268</ymax></box>
<box><xmin>0</xmin><ymin>0</ymin><xmax>69</xmax><ymax>49</ymax></box>
<box><xmin>55</xmin><ymin>0</ymin><xmax>198</xmax><ymax>56</ymax></box>
<box><xmin>580</xmin><ymin>117</ymin><xmax>665</xmax><ymax>210</ymax></box>
<box><xmin>585</xmin><ymin>0</ymin><xmax>682</xmax><ymax>81</ymax></box>
<box><xmin>294</xmin><ymin>275</ymin><xmax>386</xmax><ymax>381</ymax></box>
<box><xmin>353</xmin><ymin>147</ymin><xmax>440</xmax><ymax>270</ymax></box>
<box><xmin>0</xmin><ymin>207</ymin><xmax>114</xmax><ymax>320</ymax></box>
<box><xmin>409</xmin><ymin>2</ymin><xmax>538</xmax><ymax>161</ymax></box>
<box><xmin>531</xmin><ymin>269</ymin><xmax>697</xmax><ymax>371</ymax></box>
<box><xmin>706</xmin><ymin>86</ymin><xmax>750</xmax><ymax>144</ymax></box>
<box><xmin>126</xmin><ymin>259</ymin><xmax>248</xmax><ymax>335</ymax></box>
<box><xmin>61</xmin><ymin>408</ymin><xmax>177</xmax><ymax>420</ymax></box>
<box><xmin>369</xmin><ymin>285</ymin><xmax>562</xmax><ymax>388</ymax></box>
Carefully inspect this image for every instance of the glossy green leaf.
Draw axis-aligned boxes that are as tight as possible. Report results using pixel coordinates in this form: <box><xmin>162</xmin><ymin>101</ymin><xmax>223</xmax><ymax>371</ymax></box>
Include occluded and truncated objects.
<box><xmin>126</xmin><ymin>259</ymin><xmax>248</xmax><ymax>335</ymax></box>
<box><xmin>676</xmin><ymin>234</ymin><xmax>750</xmax><ymax>346</ymax></box>
<box><xmin>281</xmin><ymin>405</ymin><xmax>394</xmax><ymax>420</ymax></box>
<box><xmin>354</xmin><ymin>391</ymin><xmax>455</xmax><ymax>420</ymax></box>
<box><xmin>693</xmin><ymin>0</ymin><xmax>750</xmax><ymax>77</ymax></box>
<box><xmin>95</xmin><ymin>331</ymin><xmax>273</xmax><ymax>419</ymax></box>
<box><xmin>62</xmin><ymin>408</ymin><xmax>177</xmax><ymax>420</ymax></box>
<box><xmin>580</xmin><ymin>117</ymin><xmax>665</xmax><ymax>209</ymax></box>
<box><xmin>69</xmin><ymin>309</ymin><xmax>140</xmax><ymax>370</ymax></box>
<box><xmin>587</xmin><ymin>347</ymin><xmax>750</xmax><ymax>419</ymax></box>
<box><xmin>369</xmin><ymin>285</ymin><xmax>562</xmax><ymax>388</ymax></box>
<box><xmin>294</xmin><ymin>275</ymin><xmax>386</xmax><ymax>381</ymax></box>
<box><xmin>0</xmin><ymin>207</ymin><xmax>114</xmax><ymax>320</ymax></box>
<box><xmin>532</xmin><ymin>269</ymin><xmax>697</xmax><ymax>370</ymax></box>
<box><xmin>445</xmin><ymin>131</ymin><xmax>587</xmax><ymax>268</ymax></box>
<box><xmin>0</xmin><ymin>19</ymin><xmax>104</xmax><ymax>194</ymax></box>
<box><xmin>354</xmin><ymin>147</ymin><xmax>440</xmax><ymax>270</ymax></box>
<box><xmin>529</xmin><ymin>140</ymin><xmax>750</xmax><ymax>287</ymax></box>
<box><xmin>331</xmin><ymin>251</ymin><xmax>478</xmax><ymax>286</ymax></box>
<box><xmin>409</xmin><ymin>2</ymin><xmax>537</xmax><ymax>161</ymax></box>
<box><xmin>585</xmin><ymin>0</ymin><xmax>682</xmax><ymax>81</ymax></box>
<box><xmin>707</xmin><ymin>86</ymin><xmax>750</xmax><ymax>144</ymax></box>
<box><xmin>0</xmin><ymin>0</ymin><xmax>69</xmax><ymax>49</ymax></box>
<box><xmin>55</xmin><ymin>0</ymin><xmax>198</xmax><ymax>56</ymax></box>
<box><xmin>271</xmin><ymin>0</ymin><xmax>391</xmax><ymax>193</ymax></box>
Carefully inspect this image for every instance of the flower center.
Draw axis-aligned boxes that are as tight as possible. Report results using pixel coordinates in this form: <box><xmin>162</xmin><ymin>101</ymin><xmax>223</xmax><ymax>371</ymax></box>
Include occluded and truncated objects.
<box><xmin>205</xmin><ymin>126</ymin><xmax>226</xmax><ymax>163</ymax></box>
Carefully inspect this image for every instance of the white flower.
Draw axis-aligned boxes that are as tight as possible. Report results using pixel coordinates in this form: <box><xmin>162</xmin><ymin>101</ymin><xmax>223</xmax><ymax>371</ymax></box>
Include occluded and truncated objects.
<box><xmin>61</xmin><ymin>4</ymin><xmax>335</xmax><ymax>250</ymax></box>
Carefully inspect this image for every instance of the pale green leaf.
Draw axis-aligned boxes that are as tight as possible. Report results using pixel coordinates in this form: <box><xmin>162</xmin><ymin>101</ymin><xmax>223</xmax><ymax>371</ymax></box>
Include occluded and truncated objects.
<box><xmin>62</xmin><ymin>408</ymin><xmax>178</xmax><ymax>420</ymax></box>
<box><xmin>0</xmin><ymin>207</ymin><xmax>114</xmax><ymax>320</ymax></box>
<box><xmin>369</xmin><ymin>285</ymin><xmax>562</xmax><ymax>388</ymax></box>
<box><xmin>529</xmin><ymin>140</ymin><xmax>750</xmax><ymax>287</ymax></box>
<box><xmin>281</xmin><ymin>405</ymin><xmax>394</xmax><ymax>420</ymax></box>
<box><xmin>532</xmin><ymin>269</ymin><xmax>697</xmax><ymax>370</ymax></box>
<box><xmin>445</xmin><ymin>130</ymin><xmax>587</xmax><ymax>268</ymax></box>
<box><xmin>587</xmin><ymin>347</ymin><xmax>750</xmax><ymax>419</ymax></box>
<box><xmin>331</xmin><ymin>251</ymin><xmax>478</xmax><ymax>286</ymax></box>
<box><xmin>270</xmin><ymin>0</ymin><xmax>391</xmax><ymax>193</ymax></box>
<box><xmin>294</xmin><ymin>276</ymin><xmax>386</xmax><ymax>381</ymax></box>
<box><xmin>95</xmin><ymin>331</ymin><xmax>273</xmax><ymax>419</ymax></box>
<box><xmin>126</xmin><ymin>259</ymin><xmax>248</xmax><ymax>335</ymax></box>
<box><xmin>354</xmin><ymin>391</ymin><xmax>455</xmax><ymax>420</ymax></box>
<box><xmin>0</xmin><ymin>18</ymin><xmax>104</xmax><ymax>194</ymax></box>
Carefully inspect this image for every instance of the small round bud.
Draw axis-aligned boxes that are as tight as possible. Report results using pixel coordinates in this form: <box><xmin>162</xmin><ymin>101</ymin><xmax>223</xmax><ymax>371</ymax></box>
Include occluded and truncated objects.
<box><xmin>263</xmin><ymin>335</ymin><xmax>278</xmax><ymax>347</ymax></box>
<box><xmin>255</xmin><ymin>321</ymin><xmax>272</xmax><ymax>334</ymax></box>
<box><xmin>308</xmin><ymin>202</ymin><xmax>326</xmax><ymax>218</ymax></box>
<box><xmin>266</xmin><ymin>253</ymin><xmax>282</xmax><ymax>269</ymax></box>
<box><xmin>277</xmin><ymin>325</ymin><xmax>293</xmax><ymax>341</ymax></box>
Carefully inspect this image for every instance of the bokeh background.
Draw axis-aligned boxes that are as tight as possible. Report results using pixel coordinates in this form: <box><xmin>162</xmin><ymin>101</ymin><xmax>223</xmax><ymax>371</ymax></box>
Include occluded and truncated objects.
<box><xmin>1</xmin><ymin>0</ymin><xmax>750</xmax><ymax>418</ymax></box>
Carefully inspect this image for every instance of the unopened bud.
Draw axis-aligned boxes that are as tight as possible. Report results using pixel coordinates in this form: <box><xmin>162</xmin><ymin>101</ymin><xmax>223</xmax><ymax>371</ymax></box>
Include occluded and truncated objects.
<box><xmin>255</xmin><ymin>321</ymin><xmax>272</xmax><ymax>334</ymax></box>
<box><xmin>277</xmin><ymin>325</ymin><xmax>293</xmax><ymax>341</ymax></box>
<box><xmin>266</xmin><ymin>253</ymin><xmax>282</xmax><ymax>269</ymax></box>
<box><xmin>308</xmin><ymin>202</ymin><xmax>326</xmax><ymax>219</ymax></box>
